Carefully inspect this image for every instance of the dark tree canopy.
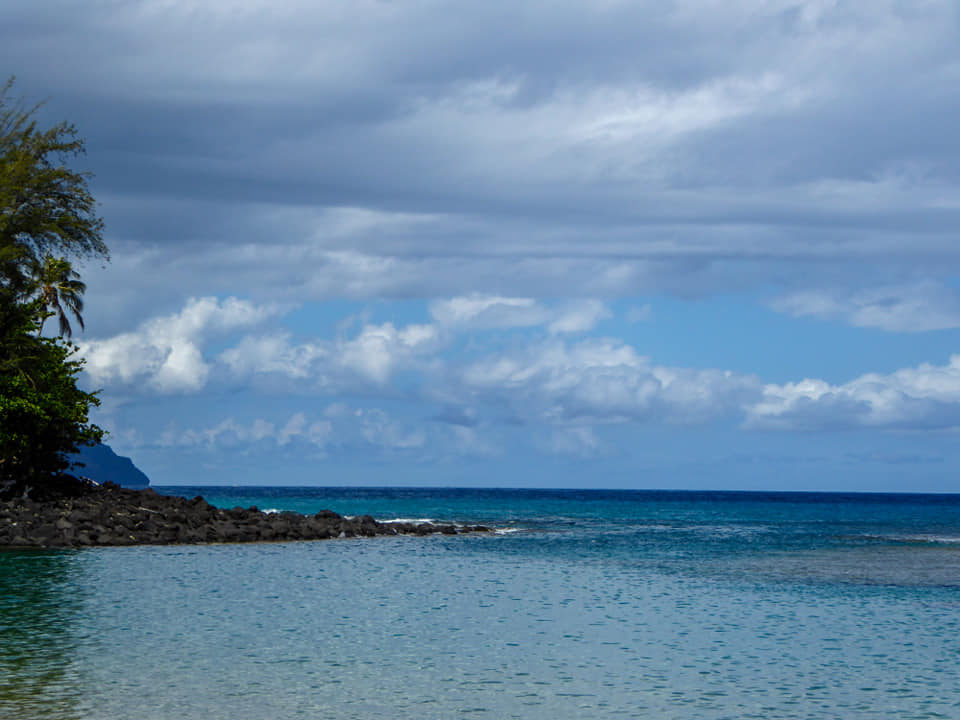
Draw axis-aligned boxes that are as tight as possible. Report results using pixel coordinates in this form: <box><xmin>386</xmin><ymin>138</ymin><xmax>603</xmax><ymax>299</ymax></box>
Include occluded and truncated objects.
<box><xmin>0</xmin><ymin>78</ymin><xmax>107</xmax><ymax>495</ymax></box>
<box><xmin>0</xmin><ymin>289</ymin><xmax>103</xmax><ymax>491</ymax></box>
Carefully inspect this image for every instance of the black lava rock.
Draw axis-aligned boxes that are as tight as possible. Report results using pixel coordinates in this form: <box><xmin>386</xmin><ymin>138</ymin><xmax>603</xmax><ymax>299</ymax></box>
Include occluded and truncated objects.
<box><xmin>0</xmin><ymin>477</ymin><xmax>492</xmax><ymax>548</ymax></box>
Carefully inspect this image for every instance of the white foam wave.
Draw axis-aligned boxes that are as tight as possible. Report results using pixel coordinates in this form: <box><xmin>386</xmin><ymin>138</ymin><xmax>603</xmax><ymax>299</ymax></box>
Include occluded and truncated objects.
<box><xmin>380</xmin><ymin>518</ymin><xmax>435</xmax><ymax>524</ymax></box>
<box><xmin>886</xmin><ymin>534</ymin><xmax>960</xmax><ymax>545</ymax></box>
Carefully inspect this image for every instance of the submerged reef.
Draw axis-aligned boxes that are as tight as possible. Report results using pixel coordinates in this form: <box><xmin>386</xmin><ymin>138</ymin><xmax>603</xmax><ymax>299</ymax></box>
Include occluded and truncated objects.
<box><xmin>0</xmin><ymin>478</ymin><xmax>490</xmax><ymax>548</ymax></box>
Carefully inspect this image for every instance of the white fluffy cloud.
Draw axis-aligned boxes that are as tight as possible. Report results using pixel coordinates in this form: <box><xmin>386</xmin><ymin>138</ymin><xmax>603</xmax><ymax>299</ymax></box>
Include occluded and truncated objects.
<box><xmin>459</xmin><ymin>338</ymin><xmax>762</xmax><ymax>425</ymax></box>
<box><xmin>457</xmin><ymin>340</ymin><xmax>960</xmax><ymax>433</ymax></box>
<box><xmin>216</xmin><ymin>297</ymin><xmax>610</xmax><ymax>394</ymax></box>
<box><xmin>79</xmin><ymin>297</ymin><xmax>282</xmax><ymax>393</ymax></box>
<box><xmin>340</xmin><ymin>323</ymin><xmax>440</xmax><ymax>384</ymax></box>
<box><xmin>219</xmin><ymin>321</ymin><xmax>440</xmax><ymax>389</ymax></box>
<box><xmin>747</xmin><ymin>355</ymin><xmax>960</xmax><ymax>430</ymax></box>
<box><xmin>80</xmin><ymin>295</ymin><xmax>444</xmax><ymax>395</ymax></box>
<box><xmin>82</xmin><ymin>295</ymin><xmax>960</xmax><ymax>438</ymax></box>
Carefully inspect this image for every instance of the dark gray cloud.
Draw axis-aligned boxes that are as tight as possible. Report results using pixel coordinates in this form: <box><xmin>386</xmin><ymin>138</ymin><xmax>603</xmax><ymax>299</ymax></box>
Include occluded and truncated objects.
<box><xmin>4</xmin><ymin>0</ymin><xmax>960</xmax><ymax>325</ymax></box>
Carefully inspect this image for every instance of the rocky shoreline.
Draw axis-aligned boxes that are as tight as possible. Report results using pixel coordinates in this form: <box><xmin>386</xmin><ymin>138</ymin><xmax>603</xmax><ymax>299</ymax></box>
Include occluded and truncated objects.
<box><xmin>0</xmin><ymin>478</ymin><xmax>491</xmax><ymax>548</ymax></box>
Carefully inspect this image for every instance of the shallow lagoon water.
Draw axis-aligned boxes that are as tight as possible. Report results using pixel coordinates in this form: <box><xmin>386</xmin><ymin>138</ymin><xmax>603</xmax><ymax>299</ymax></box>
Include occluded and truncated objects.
<box><xmin>2</xmin><ymin>488</ymin><xmax>960</xmax><ymax>719</ymax></box>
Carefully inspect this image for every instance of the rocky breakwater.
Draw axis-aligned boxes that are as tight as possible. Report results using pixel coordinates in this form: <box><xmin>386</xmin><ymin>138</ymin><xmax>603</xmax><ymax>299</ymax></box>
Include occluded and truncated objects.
<box><xmin>0</xmin><ymin>478</ymin><xmax>491</xmax><ymax>548</ymax></box>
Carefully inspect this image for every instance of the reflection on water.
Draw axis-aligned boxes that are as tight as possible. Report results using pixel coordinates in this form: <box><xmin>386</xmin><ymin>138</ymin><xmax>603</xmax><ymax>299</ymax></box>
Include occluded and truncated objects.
<box><xmin>0</xmin><ymin>550</ymin><xmax>86</xmax><ymax>720</ymax></box>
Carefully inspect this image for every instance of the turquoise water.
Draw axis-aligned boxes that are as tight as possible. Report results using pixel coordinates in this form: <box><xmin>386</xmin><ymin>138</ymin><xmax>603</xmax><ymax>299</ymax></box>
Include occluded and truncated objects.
<box><xmin>2</xmin><ymin>488</ymin><xmax>960</xmax><ymax>719</ymax></box>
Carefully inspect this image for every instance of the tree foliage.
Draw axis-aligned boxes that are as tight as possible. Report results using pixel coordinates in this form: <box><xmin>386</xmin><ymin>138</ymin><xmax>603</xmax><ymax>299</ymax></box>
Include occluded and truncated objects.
<box><xmin>0</xmin><ymin>289</ymin><xmax>103</xmax><ymax>489</ymax></box>
<box><xmin>0</xmin><ymin>78</ymin><xmax>107</xmax><ymax>493</ymax></box>
<box><xmin>27</xmin><ymin>254</ymin><xmax>87</xmax><ymax>338</ymax></box>
<box><xmin>1</xmin><ymin>77</ymin><xmax>108</xmax><ymax>290</ymax></box>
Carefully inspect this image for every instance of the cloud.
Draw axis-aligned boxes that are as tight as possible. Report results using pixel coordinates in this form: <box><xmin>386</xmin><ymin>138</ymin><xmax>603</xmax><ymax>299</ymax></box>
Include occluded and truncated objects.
<box><xmin>429</xmin><ymin>295</ymin><xmax>547</xmax><ymax>329</ymax></box>
<box><xmin>448</xmin><ymin>425</ymin><xmax>498</xmax><ymax>457</ymax></box>
<box><xmin>844</xmin><ymin>451</ymin><xmax>944</xmax><ymax>466</ymax></box>
<box><xmin>625</xmin><ymin>304</ymin><xmax>653</xmax><ymax>323</ymax></box>
<box><xmin>771</xmin><ymin>282</ymin><xmax>960</xmax><ymax>332</ymax></box>
<box><xmin>174</xmin><ymin>417</ymin><xmax>285</xmax><ymax>450</ymax></box>
<box><xmin>459</xmin><ymin>337</ymin><xmax>762</xmax><ymax>425</ymax></box>
<box><xmin>356</xmin><ymin>408</ymin><xmax>427</xmax><ymax>450</ymax></box>
<box><xmin>161</xmin><ymin>407</ymin><xmax>425</xmax><ymax>455</ymax></box>
<box><xmin>537</xmin><ymin>426</ymin><xmax>604</xmax><ymax>459</ymax></box>
<box><xmin>339</xmin><ymin>323</ymin><xmax>440</xmax><ymax>384</ymax></box>
<box><xmin>8</xmin><ymin>0</ymin><xmax>960</xmax><ymax>488</ymax></box>
<box><xmin>548</xmin><ymin>300</ymin><xmax>611</xmax><ymax>334</ymax></box>
<box><xmin>429</xmin><ymin>295</ymin><xmax>610</xmax><ymax>334</ymax></box>
<box><xmin>78</xmin><ymin>297</ymin><xmax>282</xmax><ymax>393</ymax></box>
<box><xmin>6</xmin><ymin>0</ymin><xmax>960</xmax><ymax>322</ymax></box>
<box><xmin>454</xmin><ymin>339</ymin><xmax>960</xmax><ymax>434</ymax></box>
<box><xmin>219</xmin><ymin>321</ymin><xmax>441</xmax><ymax>390</ymax></box>
<box><xmin>746</xmin><ymin>355</ymin><xmax>960</xmax><ymax>430</ymax></box>
<box><xmin>215</xmin><ymin>297</ymin><xmax>612</xmax><ymax>396</ymax></box>
<box><xmin>82</xmin><ymin>294</ymin><xmax>611</xmax><ymax>401</ymax></box>
<box><xmin>82</xmin><ymin>295</ymin><xmax>960</xmax><ymax>439</ymax></box>
<box><xmin>430</xmin><ymin>405</ymin><xmax>480</xmax><ymax>428</ymax></box>
<box><xmin>164</xmin><ymin>412</ymin><xmax>333</xmax><ymax>451</ymax></box>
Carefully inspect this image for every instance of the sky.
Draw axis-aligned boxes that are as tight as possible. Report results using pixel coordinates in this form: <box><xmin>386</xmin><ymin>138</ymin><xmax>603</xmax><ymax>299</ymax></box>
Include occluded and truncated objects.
<box><xmin>3</xmin><ymin>1</ymin><xmax>960</xmax><ymax>491</ymax></box>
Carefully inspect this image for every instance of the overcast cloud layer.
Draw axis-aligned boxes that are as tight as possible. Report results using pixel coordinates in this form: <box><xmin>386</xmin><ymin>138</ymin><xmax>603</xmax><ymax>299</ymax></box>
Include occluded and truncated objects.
<box><xmin>4</xmin><ymin>1</ymin><xmax>960</xmax><ymax>490</ymax></box>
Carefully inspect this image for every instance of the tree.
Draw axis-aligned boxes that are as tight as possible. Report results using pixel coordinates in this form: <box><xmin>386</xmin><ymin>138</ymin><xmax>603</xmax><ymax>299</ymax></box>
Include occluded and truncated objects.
<box><xmin>27</xmin><ymin>255</ymin><xmax>86</xmax><ymax>338</ymax></box>
<box><xmin>0</xmin><ymin>288</ymin><xmax>103</xmax><ymax>495</ymax></box>
<box><xmin>0</xmin><ymin>78</ymin><xmax>107</xmax><ymax>495</ymax></box>
<box><xmin>0</xmin><ymin>77</ymin><xmax>108</xmax><ymax>289</ymax></box>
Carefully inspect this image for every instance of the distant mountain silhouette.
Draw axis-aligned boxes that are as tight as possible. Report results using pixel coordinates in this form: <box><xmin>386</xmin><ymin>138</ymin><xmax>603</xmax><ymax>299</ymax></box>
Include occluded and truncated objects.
<box><xmin>71</xmin><ymin>443</ymin><xmax>150</xmax><ymax>488</ymax></box>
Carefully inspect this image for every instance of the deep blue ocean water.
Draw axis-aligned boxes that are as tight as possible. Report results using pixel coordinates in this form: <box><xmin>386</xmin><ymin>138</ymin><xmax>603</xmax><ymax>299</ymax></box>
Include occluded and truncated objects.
<box><xmin>3</xmin><ymin>487</ymin><xmax>960</xmax><ymax>719</ymax></box>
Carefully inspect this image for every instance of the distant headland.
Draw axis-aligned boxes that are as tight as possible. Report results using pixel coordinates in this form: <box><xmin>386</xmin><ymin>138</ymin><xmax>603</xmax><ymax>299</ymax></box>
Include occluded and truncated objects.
<box><xmin>71</xmin><ymin>443</ymin><xmax>151</xmax><ymax>489</ymax></box>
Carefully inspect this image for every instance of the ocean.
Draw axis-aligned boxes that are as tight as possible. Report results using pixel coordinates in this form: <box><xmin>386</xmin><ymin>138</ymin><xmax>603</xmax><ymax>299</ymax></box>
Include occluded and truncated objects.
<box><xmin>2</xmin><ymin>487</ymin><xmax>960</xmax><ymax>719</ymax></box>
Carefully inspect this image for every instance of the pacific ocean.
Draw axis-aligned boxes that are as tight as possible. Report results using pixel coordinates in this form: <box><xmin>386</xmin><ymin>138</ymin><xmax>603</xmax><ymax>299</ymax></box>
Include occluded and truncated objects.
<box><xmin>2</xmin><ymin>487</ymin><xmax>959</xmax><ymax>718</ymax></box>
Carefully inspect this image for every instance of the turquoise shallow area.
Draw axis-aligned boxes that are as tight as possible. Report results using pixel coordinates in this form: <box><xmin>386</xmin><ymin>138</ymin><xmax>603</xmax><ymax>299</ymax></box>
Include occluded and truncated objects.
<box><xmin>2</xmin><ymin>488</ymin><xmax>960</xmax><ymax>719</ymax></box>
